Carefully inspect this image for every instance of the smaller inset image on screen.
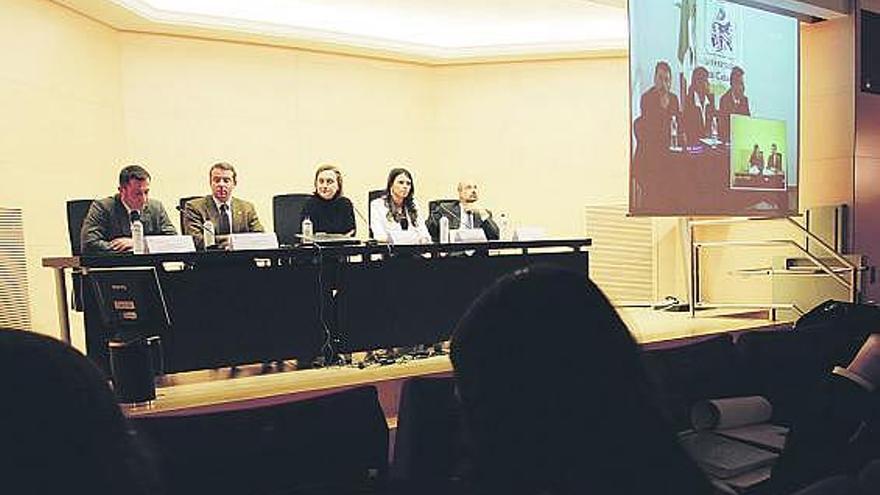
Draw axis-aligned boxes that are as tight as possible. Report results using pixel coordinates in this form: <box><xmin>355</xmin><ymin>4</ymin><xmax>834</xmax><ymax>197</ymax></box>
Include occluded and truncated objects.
<box><xmin>730</xmin><ymin>115</ymin><xmax>787</xmax><ymax>192</ymax></box>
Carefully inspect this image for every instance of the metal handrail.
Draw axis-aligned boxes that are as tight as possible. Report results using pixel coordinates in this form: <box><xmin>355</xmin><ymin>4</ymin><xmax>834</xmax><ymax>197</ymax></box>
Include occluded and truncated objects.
<box><xmin>688</xmin><ymin>217</ymin><xmax>772</xmax><ymax>227</ymax></box>
<box><xmin>693</xmin><ymin>301</ymin><xmax>806</xmax><ymax>314</ymax></box>
<box><xmin>692</xmin><ymin>302</ymin><xmax>806</xmax><ymax>322</ymax></box>
<box><xmin>785</xmin><ymin>217</ymin><xmax>857</xmax><ymax>270</ymax></box>
<box><xmin>687</xmin><ymin>216</ymin><xmax>859</xmax><ymax>318</ymax></box>
<box><xmin>688</xmin><ymin>217</ymin><xmax>857</xmax><ymax>269</ymax></box>
<box><xmin>694</xmin><ymin>239</ymin><xmax>851</xmax><ymax>291</ymax></box>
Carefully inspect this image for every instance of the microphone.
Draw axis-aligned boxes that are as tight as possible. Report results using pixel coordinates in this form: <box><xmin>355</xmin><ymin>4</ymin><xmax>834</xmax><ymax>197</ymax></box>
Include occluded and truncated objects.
<box><xmin>129</xmin><ymin>210</ymin><xmax>141</xmax><ymax>222</ymax></box>
<box><xmin>400</xmin><ymin>217</ymin><xmax>409</xmax><ymax>231</ymax></box>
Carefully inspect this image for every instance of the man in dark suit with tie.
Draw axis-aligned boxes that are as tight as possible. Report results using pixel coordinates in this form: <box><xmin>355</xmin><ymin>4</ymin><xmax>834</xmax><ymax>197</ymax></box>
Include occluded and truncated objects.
<box><xmin>80</xmin><ymin>164</ymin><xmax>177</xmax><ymax>254</ymax></box>
<box><xmin>426</xmin><ymin>180</ymin><xmax>499</xmax><ymax>242</ymax></box>
<box><xmin>637</xmin><ymin>61</ymin><xmax>682</xmax><ymax>153</ymax></box>
<box><xmin>766</xmin><ymin>143</ymin><xmax>784</xmax><ymax>174</ymax></box>
<box><xmin>182</xmin><ymin>162</ymin><xmax>264</xmax><ymax>250</ymax></box>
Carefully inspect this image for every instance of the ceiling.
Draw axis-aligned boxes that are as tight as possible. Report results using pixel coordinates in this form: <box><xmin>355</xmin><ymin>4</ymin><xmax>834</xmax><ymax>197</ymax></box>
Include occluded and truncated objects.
<box><xmin>54</xmin><ymin>0</ymin><xmax>629</xmax><ymax>64</ymax></box>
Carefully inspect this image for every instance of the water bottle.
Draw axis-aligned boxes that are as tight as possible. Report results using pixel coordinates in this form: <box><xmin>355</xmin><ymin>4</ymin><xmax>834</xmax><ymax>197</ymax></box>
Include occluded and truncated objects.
<box><xmin>203</xmin><ymin>220</ymin><xmax>215</xmax><ymax>248</ymax></box>
<box><xmin>301</xmin><ymin>216</ymin><xmax>313</xmax><ymax>243</ymax></box>
<box><xmin>499</xmin><ymin>213</ymin><xmax>511</xmax><ymax>241</ymax></box>
<box><xmin>710</xmin><ymin>115</ymin><xmax>719</xmax><ymax>141</ymax></box>
<box><xmin>670</xmin><ymin>115</ymin><xmax>679</xmax><ymax>149</ymax></box>
<box><xmin>439</xmin><ymin>215</ymin><xmax>450</xmax><ymax>243</ymax></box>
<box><xmin>131</xmin><ymin>216</ymin><xmax>145</xmax><ymax>254</ymax></box>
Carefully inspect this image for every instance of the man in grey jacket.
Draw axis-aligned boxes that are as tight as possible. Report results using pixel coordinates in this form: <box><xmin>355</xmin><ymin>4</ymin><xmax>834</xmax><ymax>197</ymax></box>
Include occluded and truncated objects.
<box><xmin>80</xmin><ymin>164</ymin><xmax>176</xmax><ymax>254</ymax></box>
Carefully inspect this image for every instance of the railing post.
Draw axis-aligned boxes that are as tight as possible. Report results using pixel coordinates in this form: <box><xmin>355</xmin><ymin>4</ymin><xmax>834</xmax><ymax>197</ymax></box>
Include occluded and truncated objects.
<box><xmin>851</xmin><ymin>267</ymin><xmax>858</xmax><ymax>303</ymax></box>
<box><xmin>689</xmin><ymin>220</ymin><xmax>698</xmax><ymax>318</ymax></box>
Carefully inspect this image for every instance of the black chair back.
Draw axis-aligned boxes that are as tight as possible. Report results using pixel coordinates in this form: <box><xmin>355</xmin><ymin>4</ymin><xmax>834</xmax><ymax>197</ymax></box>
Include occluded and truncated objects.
<box><xmin>428</xmin><ymin>199</ymin><xmax>457</xmax><ymax>215</ymax></box>
<box><xmin>177</xmin><ymin>195</ymin><xmax>201</xmax><ymax>234</ymax></box>
<box><xmin>641</xmin><ymin>333</ymin><xmax>755</xmax><ymax>431</ymax></box>
<box><xmin>735</xmin><ymin>326</ymin><xmax>865</xmax><ymax>425</ymax></box>
<box><xmin>426</xmin><ymin>199</ymin><xmax>458</xmax><ymax>241</ymax></box>
<box><xmin>66</xmin><ymin>199</ymin><xmax>95</xmax><ymax>312</ymax></box>
<box><xmin>367</xmin><ymin>189</ymin><xmax>384</xmax><ymax>238</ymax></box>
<box><xmin>67</xmin><ymin>199</ymin><xmax>95</xmax><ymax>256</ymax></box>
<box><xmin>795</xmin><ymin>299</ymin><xmax>880</xmax><ymax>334</ymax></box>
<box><xmin>392</xmin><ymin>376</ymin><xmax>464</xmax><ymax>486</ymax></box>
<box><xmin>272</xmin><ymin>193</ymin><xmax>313</xmax><ymax>246</ymax></box>
<box><xmin>132</xmin><ymin>385</ymin><xmax>389</xmax><ymax>495</ymax></box>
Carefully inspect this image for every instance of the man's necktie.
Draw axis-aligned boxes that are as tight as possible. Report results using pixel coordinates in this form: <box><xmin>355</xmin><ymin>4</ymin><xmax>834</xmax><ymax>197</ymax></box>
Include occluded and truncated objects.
<box><xmin>218</xmin><ymin>204</ymin><xmax>231</xmax><ymax>235</ymax></box>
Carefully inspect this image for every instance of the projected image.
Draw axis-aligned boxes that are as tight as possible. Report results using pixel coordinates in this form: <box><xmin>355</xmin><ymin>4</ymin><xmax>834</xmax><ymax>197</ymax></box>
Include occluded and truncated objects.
<box><xmin>629</xmin><ymin>0</ymin><xmax>799</xmax><ymax>216</ymax></box>
<box><xmin>730</xmin><ymin>115</ymin><xmax>787</xmax><ymax>192</ymax></box>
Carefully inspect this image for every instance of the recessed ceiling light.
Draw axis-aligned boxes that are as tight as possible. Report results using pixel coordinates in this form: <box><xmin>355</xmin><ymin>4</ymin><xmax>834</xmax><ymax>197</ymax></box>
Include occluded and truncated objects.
<box><xmin>112</xmin><ymin>0</ymin><xmax>627</xmax><ymax>55</ymax></box>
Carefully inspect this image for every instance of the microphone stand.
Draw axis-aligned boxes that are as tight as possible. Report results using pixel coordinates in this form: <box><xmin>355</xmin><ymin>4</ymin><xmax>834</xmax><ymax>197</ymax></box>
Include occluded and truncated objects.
<box><xmin>351</xmin><ymin>203</ymin><xmax>377</xmax><ymax>245</ymax></box>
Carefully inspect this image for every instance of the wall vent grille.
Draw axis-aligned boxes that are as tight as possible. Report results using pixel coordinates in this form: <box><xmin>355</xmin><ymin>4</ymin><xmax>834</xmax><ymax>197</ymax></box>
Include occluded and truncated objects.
<box><xmin>585</xmin><ymin>205</ymin><xmax>654</xmax><ymax>304</ymax></box>
<box><xmin>0</xmin><ymin>207</ymin><xmax>32</xmax><ymax>330</ymax></box>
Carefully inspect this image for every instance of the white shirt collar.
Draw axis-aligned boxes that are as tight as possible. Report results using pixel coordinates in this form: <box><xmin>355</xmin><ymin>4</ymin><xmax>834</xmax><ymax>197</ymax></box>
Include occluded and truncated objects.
<box><xmin>459</xmin><ymin>202</ymin><xmax>476</xmax><ymax>228</ymax></box>
<box><xmin>692</xmin><ymin>91</ymin><xmax>706</xmax><ymax>111</ymax></box>
<box><xmin>120</xmin><ymin>197</ymin><xmax>139</xmax><ymax>216</ymax></box>
<box><xmin>212</xmin><ymin>196</ymin><xmax>232</xmax><ymax>211</ymax></box>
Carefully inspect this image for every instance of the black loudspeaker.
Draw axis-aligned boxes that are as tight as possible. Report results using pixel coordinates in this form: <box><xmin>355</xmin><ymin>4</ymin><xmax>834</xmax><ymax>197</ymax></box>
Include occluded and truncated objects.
<box><xmin>794</xmin><ymin>299</ymin><xmax>880</xmax><ymax>334</ymax></box>
<box><xmin>108</xmin><ymin>336</ymin><xmax>157</xmax><ymax>404</ymax></box>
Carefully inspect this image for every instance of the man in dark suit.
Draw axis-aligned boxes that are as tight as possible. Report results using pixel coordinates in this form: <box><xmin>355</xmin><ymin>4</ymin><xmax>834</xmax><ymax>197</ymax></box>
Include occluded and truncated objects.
<box><xmin>682</xmin><ymin>66</ymin><xmax>717</xmax><ymax>146</ymax></box>
<box><xmin>427</xmin><ymin>180</ymin><xmax>499</xmax><ymax>242</ymax></box>
<box><xmin>183</xmin><ymin>162</ymin><xmax>270</xmax><ymax>373</ymax></box>
<box><xmin>638</xmin><ymin>61</ymin><xmax>682</xmax><ymax>153</ymax></box>
<box><xmin>717</xmin><ymin>66</ymin><xmax>751</xmax><ymax>143</ymax></box>
<box><xmin>80</xmin><ymin>165</ymin><xmax>177</xmax><ymax>254</ymax></box>
<box><xmin>632</xmin><ymin>61</ymin><xmax>683</xmax><ymax>210</ymax></box>
<box><xmin>182</xmin><ymin>162</ymin><xmax>264</xmax><ymax>250</ymax></box>
<box><xmin>766</xmin><ymin>143</ymin><xmax>784</xmax><ymax>174</ymax></box>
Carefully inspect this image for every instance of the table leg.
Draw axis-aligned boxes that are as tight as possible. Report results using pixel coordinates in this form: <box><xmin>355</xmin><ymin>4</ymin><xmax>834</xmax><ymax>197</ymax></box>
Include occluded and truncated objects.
<box><xmin>52</xmin><ymin>267</ymin><xmax>71</xmax><ymax>344</ymax></box>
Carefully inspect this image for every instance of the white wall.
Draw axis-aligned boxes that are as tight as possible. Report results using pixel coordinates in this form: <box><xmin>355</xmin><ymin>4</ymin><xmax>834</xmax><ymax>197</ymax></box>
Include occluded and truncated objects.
<box><xmin>426</xmin><ymin>58</ymin><xmax>630</xmax><ymax>237</ymax></box>
<box><xmin>0</xmin><ymin>0</ymin><xmax>123</xmax><ymax>341</ymax></box>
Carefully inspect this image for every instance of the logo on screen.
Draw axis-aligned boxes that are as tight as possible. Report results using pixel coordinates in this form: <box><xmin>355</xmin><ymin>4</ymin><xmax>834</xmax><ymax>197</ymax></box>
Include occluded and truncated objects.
<box><xmin>710</xmin><ymin>7</ymin><xmax>733</xmax><ymax>54</ymax></box>
<box><xmin>699</xmin><ymin>0</ymin><xmax>742</xmax><ymax>85</ymax></box>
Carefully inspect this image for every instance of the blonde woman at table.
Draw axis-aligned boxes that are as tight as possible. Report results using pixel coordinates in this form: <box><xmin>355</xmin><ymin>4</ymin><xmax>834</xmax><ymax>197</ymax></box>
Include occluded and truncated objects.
<box><xmin>301</xmin><ymin>164</ymin><xmax>356</xmax><ymax>236</ymax></box>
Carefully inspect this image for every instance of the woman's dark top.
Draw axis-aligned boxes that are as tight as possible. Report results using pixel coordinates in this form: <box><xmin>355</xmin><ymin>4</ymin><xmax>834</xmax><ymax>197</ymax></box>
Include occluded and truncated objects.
<box><xmin>301</xmin><ymin>195</ymin><xmax>356</xmax><ymax>235</ymax></box>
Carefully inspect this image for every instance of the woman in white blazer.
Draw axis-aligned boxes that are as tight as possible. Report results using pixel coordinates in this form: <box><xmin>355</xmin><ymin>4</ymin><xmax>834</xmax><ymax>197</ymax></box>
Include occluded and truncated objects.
<box><xmin>369</xmin><ymin>167</ymin><xmax>431</xmax><ymax>244</ymax></box>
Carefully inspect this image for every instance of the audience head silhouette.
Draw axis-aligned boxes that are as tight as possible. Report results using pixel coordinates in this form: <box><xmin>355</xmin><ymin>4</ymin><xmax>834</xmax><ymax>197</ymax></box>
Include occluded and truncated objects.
<box><xmin>450</xmin><ymin>266</ymin><xmax>711</xmax><ymax>495</ymax></box>
<box><xmin>0</xmin><ymin>328</ymin><xmax>158</xmax><ymax>494</ymax></box>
